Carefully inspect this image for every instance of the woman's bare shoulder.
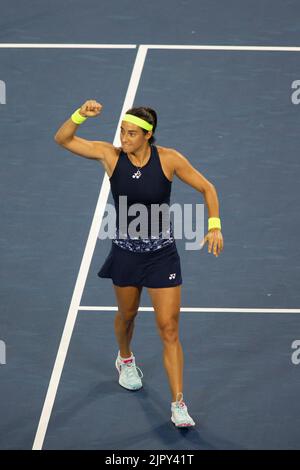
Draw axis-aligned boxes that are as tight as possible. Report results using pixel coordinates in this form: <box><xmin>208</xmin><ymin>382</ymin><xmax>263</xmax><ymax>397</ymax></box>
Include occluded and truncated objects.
<box><xmin>156</xmin><ymin>145</ymin><xmax>177</xmax><ymax>156</ymax></box>
<box><xmin>96</xmin><ymin>144</ymin><xmax>122</xmax><ymax>177</ymax></box>
<box><xmin>113</xmin><ymin>146</ymin><xmax>122</xmax><ymax>156</ymax></box>
<box><xmin>106</xmin><ymin>144</ymin><xmax>122</xmax><ymax>156</ymax></box>
<box><xmin>155</xmin><ymin>145</ymin><xmax>180</xmax><ymax>180</ymax></box>
<box><xmin>156</xmin><ymin>145</ymin><xmax>181</xmax><ymax>164</ymax></box>
<box><xmin>96</xmin><ymin>144</ymin><xmax>122</xmax><ymax>162</ymax></box>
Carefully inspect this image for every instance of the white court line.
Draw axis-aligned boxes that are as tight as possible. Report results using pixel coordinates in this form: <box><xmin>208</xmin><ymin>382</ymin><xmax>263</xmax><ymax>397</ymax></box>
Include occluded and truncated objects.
<box><xmin>0</xmin><ymin>43</ymin><xmax>136</xmax><ymax>48</ymax></box>
<box><xmin>1</xmin><ymin>43</ymin><xmax>300</xmax><ymax>51</ymax></box>
<box><xmin>78</xmin><ymin>306</ymin><xmax>300</xmax><ymax>314</ymax></box>
<box><xmin>32</xmin><ymin>45</ymin><xmax>148</xmax><ymax>451</ymax></box>
<box><xmin>145</xmin><ymin>44</ymin><xmax>300</xmax><ymax>51</ymax></box>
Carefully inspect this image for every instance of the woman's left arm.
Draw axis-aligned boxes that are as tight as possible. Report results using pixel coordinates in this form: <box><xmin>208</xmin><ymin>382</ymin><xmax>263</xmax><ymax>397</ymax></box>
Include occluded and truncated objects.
<box><xmin>171</xmin><ymin>149</ymin><xmax>224</xmax><ymax>257</ymax></box>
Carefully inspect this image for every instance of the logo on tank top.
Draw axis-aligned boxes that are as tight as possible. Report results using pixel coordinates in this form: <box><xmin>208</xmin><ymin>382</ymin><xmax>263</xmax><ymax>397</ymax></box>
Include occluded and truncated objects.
<box><xmin>132</xmin><ymin>169</ymin><xmax>142</xmax><ymax>179</ymax></box>
<box><xmin>169</xmin><ymin>273</ymin><xmax>176</xmax><ymax>280</ymax></box>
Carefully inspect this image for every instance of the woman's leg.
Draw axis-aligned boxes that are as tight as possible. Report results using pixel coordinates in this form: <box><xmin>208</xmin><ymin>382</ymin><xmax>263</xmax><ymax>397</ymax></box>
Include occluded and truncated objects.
<box><xmin>147</xmin><ymin>285</ymin><xmax>183</xmax><ymax>402</ymax></box>
<box><xmin>113</xmin><ymin>284</ymin><xmax>143</xmax><ymax>358</ymax></box>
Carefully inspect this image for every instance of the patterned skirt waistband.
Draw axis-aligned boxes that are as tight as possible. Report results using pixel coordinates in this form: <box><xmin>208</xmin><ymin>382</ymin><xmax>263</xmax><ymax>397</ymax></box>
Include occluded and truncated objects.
<box><xmin>112</xmin><ymin>224</ymin><xmax>175</xmax><ymax>252</ymax></box>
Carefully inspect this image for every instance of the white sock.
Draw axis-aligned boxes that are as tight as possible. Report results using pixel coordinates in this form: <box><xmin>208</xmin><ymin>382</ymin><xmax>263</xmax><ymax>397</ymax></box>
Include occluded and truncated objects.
<box><xmin>119</xmin><ymin>351</ymin><xmax>133</xmax><ymax>361</ymax></box>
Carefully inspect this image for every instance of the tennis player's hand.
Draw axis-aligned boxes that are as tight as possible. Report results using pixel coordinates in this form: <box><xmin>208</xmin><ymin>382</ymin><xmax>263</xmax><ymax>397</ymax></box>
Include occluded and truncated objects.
<box><xmin>79</xmin><ymin>100</ymin><xmax>103</xmax><ymax>117</ymax></box>
<box><xmin>200</xmin><ymin>229</ymin><xmax>224</xmax><ymax>257</ymax></box>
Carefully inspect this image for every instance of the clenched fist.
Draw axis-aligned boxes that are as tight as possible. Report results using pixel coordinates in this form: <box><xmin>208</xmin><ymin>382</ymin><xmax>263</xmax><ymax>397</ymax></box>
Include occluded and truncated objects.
<box><xmin>79</xmin><ymin>100</ymin><xmax>103</xmax><ymax>117</ymax></box>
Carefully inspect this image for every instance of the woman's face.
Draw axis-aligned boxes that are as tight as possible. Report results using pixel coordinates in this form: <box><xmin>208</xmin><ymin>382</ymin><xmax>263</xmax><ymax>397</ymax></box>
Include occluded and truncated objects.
<box><xmin>120</xmin><ymin>121</ymin><xmax>151</xmax><ymax>152</ymax></box>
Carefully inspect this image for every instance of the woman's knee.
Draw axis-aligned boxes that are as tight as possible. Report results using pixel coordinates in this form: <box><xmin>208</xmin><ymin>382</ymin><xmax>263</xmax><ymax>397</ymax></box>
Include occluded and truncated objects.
<box><xmin>118</xmin><ymin>308</ymin><xmax>139</xmax><ymax>323</ymax></box>
<box><xmin>158</xmin><ymin>320</ymin><xmax>179</xmax><ymax>343</ymax></box>
<box><xmin>114</xmin><ymin>285</ymin><xmax>142</xmax><ymax>322</ymax></box>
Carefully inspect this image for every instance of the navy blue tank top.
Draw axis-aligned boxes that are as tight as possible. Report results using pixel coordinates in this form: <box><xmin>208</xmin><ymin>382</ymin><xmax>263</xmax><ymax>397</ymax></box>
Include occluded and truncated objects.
<box><xmin>109</xmin><ymin>144</ymin><xmax>174</xmax><ymax>252</ymax></box>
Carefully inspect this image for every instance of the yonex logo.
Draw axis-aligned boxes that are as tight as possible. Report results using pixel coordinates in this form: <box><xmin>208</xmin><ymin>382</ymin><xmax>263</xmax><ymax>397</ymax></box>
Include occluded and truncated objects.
<box><xmin>132</xmin><ymin>170</ymin><xmax>142</xmax><ymax>179</ymax></box>
<box><xmin>169</xmin><ymin>273</ymin><xmax>176</xmax><ymax>280</ymax></box>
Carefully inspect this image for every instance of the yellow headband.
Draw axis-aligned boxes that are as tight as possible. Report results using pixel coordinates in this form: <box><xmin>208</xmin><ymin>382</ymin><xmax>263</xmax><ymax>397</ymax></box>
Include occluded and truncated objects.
<box><xmin>123</xmin><ymin>114</ymin><xmax>153</xmax><ymax>131</ymax></box>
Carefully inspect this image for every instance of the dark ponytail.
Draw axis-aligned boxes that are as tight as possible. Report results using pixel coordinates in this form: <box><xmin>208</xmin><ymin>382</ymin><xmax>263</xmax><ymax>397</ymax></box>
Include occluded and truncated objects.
<box><xmin>125</xmin><ymin>106</ymin><xmax>157</xmax><ymax>144</ymax></box>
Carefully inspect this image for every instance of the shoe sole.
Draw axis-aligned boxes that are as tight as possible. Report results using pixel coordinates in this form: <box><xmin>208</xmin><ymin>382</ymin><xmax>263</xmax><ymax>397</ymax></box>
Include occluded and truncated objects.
<box><xmin>171</xmin><ymin>416</ymin><xmax>195</xmax><ymax>427</ymax></box>
<box><xmin>115</xmin><ymin>359</ymin><xmax>143</xmax><ymax>391</ymax></box>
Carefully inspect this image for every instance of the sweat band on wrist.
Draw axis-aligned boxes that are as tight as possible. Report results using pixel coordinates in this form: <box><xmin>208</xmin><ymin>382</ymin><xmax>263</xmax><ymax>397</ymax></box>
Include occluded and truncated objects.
<box><xmin>208</xmin><ymin>217</ymin><xmax>221</xmax><ymax>231</ymax></box>
<box><xmin>71</xmin><ymin>108</ymin><xmax>87</xmax><ymax>125</ymax></box>
<box><xmin>123</xmin><ymin>114</ymin><xmax>153</xmax><ymax>131</ymax></box>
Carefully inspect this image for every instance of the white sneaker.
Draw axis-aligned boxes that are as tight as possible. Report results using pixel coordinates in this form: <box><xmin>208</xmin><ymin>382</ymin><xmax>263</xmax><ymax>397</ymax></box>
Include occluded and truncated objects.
<box><xmin>115</xmin><ymin>352</ymin><xmax>143</xmax><ymax>391</ymax></box>
<box><xmin>171</xmin><ymin>395</ymin><xmax>195</xmax><ymax>427</ymax></box>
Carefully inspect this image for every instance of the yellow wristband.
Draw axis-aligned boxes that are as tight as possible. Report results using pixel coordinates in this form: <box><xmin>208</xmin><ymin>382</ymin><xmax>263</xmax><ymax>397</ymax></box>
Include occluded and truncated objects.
<box><xmin>71</xmin><ymin>108</ymin><xmax>87</xmax><ymax>125</ymax></box>
<box><xmin>208</xmin><ymin>217</ymin><xmax>221</xmax><ymax>231</ymax></box>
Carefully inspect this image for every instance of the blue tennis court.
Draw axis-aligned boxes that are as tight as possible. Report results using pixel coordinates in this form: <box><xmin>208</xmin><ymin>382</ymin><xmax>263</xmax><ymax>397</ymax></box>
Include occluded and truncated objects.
<box><xmin>1</xmin><ymin>0</ymin><xmax>300</xmax><ymax>450</ymax></box>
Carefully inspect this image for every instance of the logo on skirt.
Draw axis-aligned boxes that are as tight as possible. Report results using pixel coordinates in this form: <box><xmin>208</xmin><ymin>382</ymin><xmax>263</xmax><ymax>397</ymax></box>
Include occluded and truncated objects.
<box><xmin>169</xmin><ymin>273</ymin><xmax>176</xmax><ymax>280</ymax></box>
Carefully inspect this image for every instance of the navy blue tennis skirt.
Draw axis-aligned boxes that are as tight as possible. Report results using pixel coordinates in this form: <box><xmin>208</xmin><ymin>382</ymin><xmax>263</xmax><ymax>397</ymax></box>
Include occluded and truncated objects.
<box><xmin>97</xmin><ymin>241</ymin><xmax>182</xmax><ymax>288</ymax></box>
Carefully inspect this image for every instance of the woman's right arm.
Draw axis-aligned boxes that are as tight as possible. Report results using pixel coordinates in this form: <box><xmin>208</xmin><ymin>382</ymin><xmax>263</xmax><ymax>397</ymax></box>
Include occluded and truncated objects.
<box><xmin>54</xmin><ymin>100</ymin><xmax>116</xmax><ymax>160</ymax></box>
